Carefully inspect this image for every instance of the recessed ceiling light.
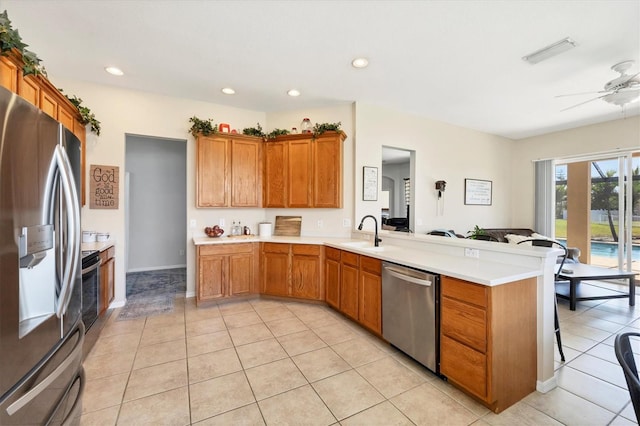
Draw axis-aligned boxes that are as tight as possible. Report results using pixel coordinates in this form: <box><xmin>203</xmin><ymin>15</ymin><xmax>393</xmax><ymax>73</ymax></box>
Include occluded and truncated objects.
<box><xmin>221</xmin><ymin>87</ymin><xmax>235</xmax><ymax>95</ymax></box>
<box><xmin>104</xmin><ymin>66</ymin><xmax>124</xmax><ymax>76</ymax></box>
<box><xmin>351</xmin><ymin>58</ymin><xmax>369</xmax><ymax>68</ymax></box>
<box><xmin>287</xmin><ymin>89</ymin><xmax>301</xmax><ymax>97</ymax></box>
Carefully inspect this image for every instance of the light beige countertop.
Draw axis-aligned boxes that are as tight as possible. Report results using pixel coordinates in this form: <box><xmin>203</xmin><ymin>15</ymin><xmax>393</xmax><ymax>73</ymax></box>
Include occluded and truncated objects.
<box><xmin>193</xmin><ymin>235</ymin><xmax>543</xmax><ymax>286</ymax></box>
<box><xmin>82</xmin><ymin>240</ymin><xmax>115</xmax><ymax>252</ymax></box>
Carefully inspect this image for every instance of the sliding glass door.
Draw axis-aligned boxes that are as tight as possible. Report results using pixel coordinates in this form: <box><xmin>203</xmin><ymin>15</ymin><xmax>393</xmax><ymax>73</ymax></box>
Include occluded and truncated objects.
<box><xmin>555</xmin><ymin>152</ymin><xmax>638</xmax><ymax>274</ymax></box>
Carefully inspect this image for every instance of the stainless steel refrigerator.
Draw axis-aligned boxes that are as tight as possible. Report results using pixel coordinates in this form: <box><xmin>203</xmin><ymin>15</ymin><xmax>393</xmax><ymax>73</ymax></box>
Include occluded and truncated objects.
<box><xmin>0</xmin><ymin>86</ymin><xmax>84</xmax><ymax>425</ymax></box>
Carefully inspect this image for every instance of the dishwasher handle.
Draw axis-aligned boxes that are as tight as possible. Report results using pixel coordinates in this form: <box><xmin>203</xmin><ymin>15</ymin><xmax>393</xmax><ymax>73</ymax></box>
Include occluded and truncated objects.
<box><xmin>384</xmin><ymin>266</ymin><xmax>432</xmax><ymax>287</ymax></box>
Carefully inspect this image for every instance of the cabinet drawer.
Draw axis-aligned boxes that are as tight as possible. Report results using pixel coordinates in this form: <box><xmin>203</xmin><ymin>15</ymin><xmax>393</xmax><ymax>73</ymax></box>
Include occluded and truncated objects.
<box><xmin>200</xmin><ymin>243</ymin><xmax>254</xmax><ymax>256</ymax></box>
<box><xmin>440</xmin><ymin>335</ymin><xmax>487</xmax><ymax>399</ymax></box>
<box><xmin>441</xmin><ymin>297</ymin><xmax>487</xmax><ymax>352</ymax></box>
<box><xmin>325</xmin><ymin>247</ymin><xmax>341</xmax><ymax>261</ymax></box>
<box><xmin>291</xmin><ymin>244</ymin><xmax>321</xmax><ymax>256</ymax></box>
<box><xmin>360</xmin><ymin>256</ymin><xmax>381</xmax><ymax>274</ymax></box>
<box><xmin>341</xmin><ymin>251</ymin><xmax>359</xmax><ymax>266</ymax></box>
<box><xmin>442</xmin><ymin>276</ymin><xmax>487</xmax><ymax>307</ymax></box>
<box><xmin>262</xmin><ymin>242</ymin><xmax>290</xmax><ymax>254</ymax></box>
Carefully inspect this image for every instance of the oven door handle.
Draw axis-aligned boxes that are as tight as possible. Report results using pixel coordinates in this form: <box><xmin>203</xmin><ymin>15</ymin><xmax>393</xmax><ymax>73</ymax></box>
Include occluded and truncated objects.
<box><xmin>82</xmin><ymin>258</ymin><xmax>102</xmax><ymax>275</ymax></box>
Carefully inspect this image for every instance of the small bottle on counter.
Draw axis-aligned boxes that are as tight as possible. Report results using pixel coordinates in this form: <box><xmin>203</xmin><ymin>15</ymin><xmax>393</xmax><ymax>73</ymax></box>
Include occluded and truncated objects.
<box><xmin>291</xmin><ymin>127</ymin><xmax>298</xmax><ymax>134</ymax></box>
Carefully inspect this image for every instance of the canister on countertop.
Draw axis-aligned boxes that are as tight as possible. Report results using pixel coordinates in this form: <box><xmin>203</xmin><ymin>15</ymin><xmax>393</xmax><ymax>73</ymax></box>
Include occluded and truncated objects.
<box><xmin>82</xmin><ymin>231</ymin><xmax>97</xmax><ymax>243</ymax></box>
<box><xmin>258</xmin><ymin>222</ymin><xmax>272</xmax><ymax>237</ymax></box>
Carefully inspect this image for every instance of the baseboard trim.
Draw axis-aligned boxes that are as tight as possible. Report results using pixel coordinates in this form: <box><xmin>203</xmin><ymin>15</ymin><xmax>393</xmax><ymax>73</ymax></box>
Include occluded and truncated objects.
<box><xmin>536</xmin><ymin>376</ymin><xmax>557</xmax><ymax>393</ymax></box>
<box><xmin>127</xmin><ymin>264</ymin><xmax>187</xmax><ymax>273</ymax></box>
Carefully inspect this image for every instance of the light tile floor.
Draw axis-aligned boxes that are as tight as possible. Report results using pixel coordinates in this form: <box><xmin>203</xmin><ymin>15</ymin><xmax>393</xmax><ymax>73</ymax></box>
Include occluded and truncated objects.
<box><xmin>80</xmin><ymin>291</ymin><xmax>640</xmax><ymax>425</ymax></box>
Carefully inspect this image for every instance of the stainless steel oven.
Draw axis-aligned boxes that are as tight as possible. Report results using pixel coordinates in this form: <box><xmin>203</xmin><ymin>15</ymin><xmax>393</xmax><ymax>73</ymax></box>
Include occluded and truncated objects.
<box><xmin>81</xmin><ymin>250</ymin><xmax>101</xmax><ymax>332</ymax></box>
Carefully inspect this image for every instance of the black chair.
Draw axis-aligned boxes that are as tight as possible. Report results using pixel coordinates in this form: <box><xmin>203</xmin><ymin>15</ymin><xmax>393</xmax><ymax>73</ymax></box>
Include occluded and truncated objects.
<box><xmin>615</xmin><ymin>332</ymin><xmax>640</xmax><ymax>422</ymax></box>
<box><xmin>517</xmin><ymin>238</ymin><xmax>567</xmax><ymax>362</ymax></box>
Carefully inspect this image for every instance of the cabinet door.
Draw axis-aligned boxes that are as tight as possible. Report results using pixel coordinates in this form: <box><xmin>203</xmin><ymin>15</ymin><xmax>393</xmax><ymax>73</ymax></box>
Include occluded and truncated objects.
<box><xmin>196</xmin><ymin>136</ymin><xmax>229</xmax><ymax>207</ymax></box>
<box><xmin>57</xmin><ymin>106</ymin><xmax>75</xmax><ymax>131</ymax></box>
<box><xmin>287</xmin><ymin>140</ymin><xmax>312</xmax><ymax>207</ymax></box>
<box><xmin>40</xmin><ymin>89</ymin><xmax>58</xmax><ymax>119</ymax></box>
<box><xmin>18</xmin><ymin>75</ymin><xmax>40</xmax><ymax>106</ymax></box>
<box><xmin>231</xmin><ymin>140</ymin><xmax>261</xmax><ymax>207</ymax></box>
<box><xmin>313</xmin><ymin>135</ymin><xmax>342</xmax><ymax>208</ymax></box>
<box><xmin>340</xmin><ymin>263</ymin><xmax>359</xmax><ymax>320</ymax></box>
<box><xmin>325</xmin><ymin>256</ymin><xmax>341</xmax><ymax>309</ymax></box>
<box><xmin>261</xmin><ymin>251</ymin><xmax>290</xmax><ymax>296</ymax></box>
<box><xmin>198</xmin><ymin>254</ymin><xmax>226</xmax><ymax>302</ymax></box>
<box><xmin>440</xmin><ymin>335</ymin><xmax>487</xmax><ymax>399</ymax></box>
<box><xmin>263</xmin><ymin>141</ymin><xmax>287</xmax><ymax>207</ymax></box>
<box><xmin>292</xmin><ymin>254</ymin><xmax>321</xmax><ymax>300</ymax></box>
<box><xmin>0</xmin><ymin>56</ymin><xmax>18</xmax><ymax>92</ymax></box>
<box><xmin>228</xmin><ymin>253</ymin><xmax>253</xmax><ymax>296</ymax></box>
<box><xmin>359</xmin><ymin>258</ymin><xmax>381</xmax><ymax>334</ymax></box>
<box><xmin>105</xmin><ymin>257</ymin><xmax>115</xmax><ymax>306</ymax></box>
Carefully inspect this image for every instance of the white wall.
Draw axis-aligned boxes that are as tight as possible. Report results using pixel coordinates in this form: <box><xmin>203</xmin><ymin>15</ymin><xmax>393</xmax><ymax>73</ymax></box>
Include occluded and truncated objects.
<box><xmin>55</xmin><ymin>77</ymin><xmax>266</xmax><ymax>304</ymax></box>
<box><xmin>354</xmin><ymin>103</ymin><xmax>515</xmax><ymax>236</ymax></box>
<box><xmin>511</xmin><ymin>116</ymin><xmax>640</xmax><ymax>227</ymax></box>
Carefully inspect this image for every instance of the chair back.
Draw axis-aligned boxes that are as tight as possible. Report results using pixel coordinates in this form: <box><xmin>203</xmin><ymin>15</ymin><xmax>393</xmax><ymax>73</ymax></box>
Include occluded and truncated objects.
<box><xmin>615</xmin><ymin>332</ymin><xmax>640</xmax><ymax>422</ymax></box>
<box><xmin>517</xmin><ymin>239</ymin><xmax>568</xmax><ymax>280</ymax></box>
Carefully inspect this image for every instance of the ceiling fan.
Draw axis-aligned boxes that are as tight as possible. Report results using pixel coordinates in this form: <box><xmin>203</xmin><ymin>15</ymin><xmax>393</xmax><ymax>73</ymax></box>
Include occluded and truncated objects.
<box><xmin>557</xmin><ymin>60</ymin><xmax>640</xmax><ymax>111</ymax></box>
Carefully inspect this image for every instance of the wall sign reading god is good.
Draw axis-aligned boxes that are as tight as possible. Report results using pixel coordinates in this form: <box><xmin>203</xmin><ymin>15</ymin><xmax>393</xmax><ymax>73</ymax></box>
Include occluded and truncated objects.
<box><xmin>90</xmin><ymin>164</ymin><xmax>119</xmax><ymax>209</ymax></box>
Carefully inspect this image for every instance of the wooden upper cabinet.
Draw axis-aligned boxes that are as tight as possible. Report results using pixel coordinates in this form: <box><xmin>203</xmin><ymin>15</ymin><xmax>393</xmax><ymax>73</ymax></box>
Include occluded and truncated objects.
<box><xmin>0</xmin><ymin>56</ymin><xmax>19</xmax><ymax>92</ymax></box>
<box><xmin>18</xmin><ymin>75</ymin><xmax>40</xmax><ymax>106</ymax></box>
<box><xmin>263</xmin><ymin>131</ymin><xmax>345</xmax><ymax>208</ymax></box>
<box><xmin>39</xmin><ymin>89</ymin><xmax>58</xmax><ymax>119</ymax></box>
<box><xmin>196</xmin><ymin>134</ymin><xmax>261</xmax><ymax>208</ymax></box>
<box><xmin>287</xmin><ymin>140</ymin><xmax>313</xmax><ymax>208</ymax></box>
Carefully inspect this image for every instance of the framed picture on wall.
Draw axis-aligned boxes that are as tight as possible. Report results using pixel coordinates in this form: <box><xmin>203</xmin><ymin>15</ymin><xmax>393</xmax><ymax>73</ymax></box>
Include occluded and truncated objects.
<box><xmin>464</xmin><ymin>178</ymin><xmax>492</xmax><ymax>205</ymax></box>
<box><xmin>363</xmin><ymin>166</ymin><xmax>378</xmax><ymax>201</ymax></box>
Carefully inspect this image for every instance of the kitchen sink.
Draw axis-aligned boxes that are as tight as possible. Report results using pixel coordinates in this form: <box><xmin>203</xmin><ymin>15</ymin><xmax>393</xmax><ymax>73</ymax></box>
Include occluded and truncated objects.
<box><xmin>337</xmin><ymin>241</ymin><xmax>394</xmax><ymax>252</ymax></box>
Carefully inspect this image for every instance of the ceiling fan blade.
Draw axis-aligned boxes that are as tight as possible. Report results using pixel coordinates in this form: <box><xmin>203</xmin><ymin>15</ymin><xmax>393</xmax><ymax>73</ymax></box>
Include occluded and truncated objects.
<box><xmin>555</xmin><ymin>90</ymin><xmax>608</xmax><ymax>98</ymax></box>
<box><xmin>560</xmin><ymin>94</ymin><xmax>609</xmax><ymax>111</ymax></box>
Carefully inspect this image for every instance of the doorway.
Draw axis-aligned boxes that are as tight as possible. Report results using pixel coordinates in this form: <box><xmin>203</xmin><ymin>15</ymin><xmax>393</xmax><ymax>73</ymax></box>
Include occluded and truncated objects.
<box><xmin>124</xmin><ymin>134</ymin><xmax>187</xmax><ymax>300</ymax></box>
<box><xmin>381</xmin><ymin>146</ymin><xmax>414</xmax><ymax>232</ymax></box>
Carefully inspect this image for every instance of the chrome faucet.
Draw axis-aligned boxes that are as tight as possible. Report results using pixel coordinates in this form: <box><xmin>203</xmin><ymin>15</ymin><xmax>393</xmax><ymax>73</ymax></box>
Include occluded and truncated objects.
<box><xmin>358</xmin><ymin>215</ymin><xmax>382</xmax><ymax>247</ymax></box>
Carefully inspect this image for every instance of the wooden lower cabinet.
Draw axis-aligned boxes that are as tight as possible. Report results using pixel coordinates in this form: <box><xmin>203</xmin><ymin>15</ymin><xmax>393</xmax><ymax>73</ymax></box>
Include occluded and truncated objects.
<box><xmin>196</xmin><ymin>243</ymin><xmax>258</xmax><ymax>304</ymax></box>
<box><xmin>439</xmin><ymin>275</ymin><xmax>537</xmax><ymax>413</ymax></box>
<box><xmin>359</xmin><ymin>256</ymin><xmax>382</xmax><ymax>334</ymax></box>
<box><xmin>339</xmin><ymin>251</ymin><xmax>360</xmax><ymax>320</ymax></box>
<box><xmin>324</xmin><ymin>247</ymin><xmax>341</xmax><ymax>309</ymax></box>
<box><xmin>261</xmin><ymin>243</ymin><xmax>323</xmax><ymax>300</ymax></box>
<box><xmin>99</xmin><ymin>246</ymin><xmax>115</xmax><ymax>315</ymax></box>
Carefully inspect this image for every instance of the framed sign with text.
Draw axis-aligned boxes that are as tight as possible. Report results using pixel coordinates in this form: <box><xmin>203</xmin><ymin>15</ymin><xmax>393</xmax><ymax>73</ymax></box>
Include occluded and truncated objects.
<box><xmin>363</xmin><ymin>166</ymin><xmax>378</xmax><ymax>201</ymax></box>
<box><xmin>464</xmin><ymin>178</ymin><xmax>492</xmax><ymax>205</ymax></box>
<box><xmin>90</xmin><ymin>164</ymin><xmax>119</xmax><ymax>209</ymax></box>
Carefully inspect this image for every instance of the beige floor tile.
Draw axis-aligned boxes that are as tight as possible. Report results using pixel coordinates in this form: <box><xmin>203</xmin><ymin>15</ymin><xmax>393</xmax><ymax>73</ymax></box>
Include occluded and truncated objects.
<box><xmin>481</xmin><ymin>400</ymin><xmax>562</xmax><ymax>425</ymax></box>
<box><xmin>194</xmin><ymin>403</ymin><xmax>265</xmax><ymax>425</ymax></box>
<box><xmin>123</xmin><ymin>359</ymin><xmax>188</xmax><ymax>402</ymax></box>
<box><xmin>88</xmin><ymin>331</ymin><xmax>140</xmax><ymax>358</ymax></box>
<box><xmin>554</xmin><ymin>330</ymin><xmax>599</xmax><ymax>353</ymax></box>
<box><xmin>292</xmin><ymin>347</ymin><xmax>351</xmax><ymax>382</ymax></box>
<box><xmin>304</xmin><ymin>315</ymin><xmax>342</xmax><ymax>330</ymax></box>
<box><xmin>356</xmin><ymin>356</ymin><xmax>425</xmax><ymax>398</ymax></box>
<box><xmin>133</xmin><ymin>338</ymin><xmax>186</xmax><ymax>370</ymax></box>
<box><xmin>258</xmin><ymin>384</ymin><xmax>336</xmax><ymax>426</ymax></box>
<box><xmin>236</xmin><ymin>338</ymin><xmax>288</xmax><ymax>369</ymax></box>
<box><xmin>229</xmin><ymin>322</ymin><xmax>274</xmax><ymax>346</ymax></box>
<box><xmin>117</xmin><ymin>386</ymin><xmax>190</xmax><ymax>425</ymax></box>
<box><xmin>563</xmin><ymin>321</ymin><xmax>614</xmax><ymax>341</ymax></box>
<box><xmin>428</xmin><ymin>377</ymin><xmax>491</xmax><ymax>417</ymax></box>
<box><xmin>524</xmin><ymin>387</ymin><xmax>616</xmax><ymax>425</ymax></box>
<box><xmin>99</xmin><ymin>318</ymin><xmax>145</xmax><ymax>338</ymax></box>
<box><xmin>265</xmin><ymin>317</ymin><xmax>309</xmax><ymax>337</ymax></box>
<box><xmin>341</xmin><ymin>401</ymin><xmax>413</xmax><ymax>426</ymax></box>
<box><xmin>78</xmin><ymin>405</ymin><xmax>120</xmax><ymax>426</ymax></box>
<box><xmin>81</xmin><ymin>372</ymin><xmax>129</xmax><ymax>414</ymax></box>
<box><xmin>619</xmin><ymin>401</ymin><xmax>637</xmax><ymax>423</ymax></box>
<box><xmin>218</xmin><ymin>300</ymin><xmax>255</xmax><ymax>315</ymax></box>
<box><xmin>223</xmin><ymin>311</ymin><xmax>264</xmax><ymax>329</ymax></box>
<box><xmin>189</xmin><ymin>371</ymin><xmax>255</xmax><ymax>423</ymax></box>
<box><xmin>185</xmin><ymin>304</ymin><xmax>221</xmax><ymax>322</ymax></box>
<box><xmin>255</xmin><ymin>306</ymin><xmax>296</xmax><ymax>322</ymax></box>
<box><xmin>277</xmin><ymin>329</ymin><xmax>327</xmax><ymax>356</ymax></box>
<box><xmin>187</xmin><ymin>330</ymin><xmax>233</xmax><ymax>357</ymax></box>
<box><xmin>188</xmin><ymin>347</ymin><xmax>243</xmax><ymax>384</ymax></box>
<box><xmin>556</xmin><ymin>365</ymin><xmax>630</xmax><ymax>412</ymax></box>
<box><xmin>390</xmin><ymin>382</ymin><xmax>479</xmax><ymax>425</ymax></box>
<box><xmin>139</xmin><ymin>322</ymin><xmax>185</xmax><ymax>347</ymax></box>
<box><xmin>312</xmin><ymin>369</ymin><xmax>384</xmax><ymax>420</ymax></box>
<box><xmin>186</xmin><ymin>317</ymin><xmax>227</xmax><ymax>337</ymax></box>
<box><xmin>250</xmin><ymin>298</ymin><xmax>285</xmax><ymax>309</ymax></box>
<box><xmin>568</xmin><ymin>353</ymin><xmax>627</xmax><ymax>388</ymax></box>
<box><xmin>313</xmin><ymin>323</ymin><xmax>357</xmax><ymax>345</ymax></box>
<box><xmin>83</xmin><ymin>349</ymin><xmax>136</xmax><ymax>381</ymax></box>
<box><xmin>143</xmin><ymin>312</ymin><xmax>185</xmax><ymax>329</ymax></box>
<box><xmin>245</xmin><ymin>358</ymin><xmax>308</xmax><ymax>400</ymax></box>
<box><xmin>332</xmin><ymin>337</ymin><xmax>387</xmax><ymax>368</ymax></box>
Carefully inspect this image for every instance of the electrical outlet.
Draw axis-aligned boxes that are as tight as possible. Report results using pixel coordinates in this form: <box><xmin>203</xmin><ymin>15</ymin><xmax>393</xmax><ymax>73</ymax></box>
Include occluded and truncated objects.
<box><xmin>317</xmin><ymin>220</ymin><xmax>323</xmax><ymax>228</ymax></box>
<box><xmin>343</xmin><ymin>218</ymin><xmax>351</xmax><ymax>227</ymax></box>
<box><xmin>464</xmin><ymin>248</ymin><xmax>480</xmax><ymax>258</ymax></box>
<box><xmin>189</xmin><ymin>219</ymin><xmax>196</xmax><ymax>228</ymax></box>
<box><xmin>219</xmin><ymin>218</ymin><xmax>225</xmax><ymax>227</ymax></box>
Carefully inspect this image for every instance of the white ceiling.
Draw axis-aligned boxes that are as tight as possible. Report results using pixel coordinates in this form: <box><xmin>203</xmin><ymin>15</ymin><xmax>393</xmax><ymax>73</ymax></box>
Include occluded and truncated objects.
<box><xmin>4</xmin><ymin>0</ymin><xmax>640</xmax><ymax>140</ymax></box>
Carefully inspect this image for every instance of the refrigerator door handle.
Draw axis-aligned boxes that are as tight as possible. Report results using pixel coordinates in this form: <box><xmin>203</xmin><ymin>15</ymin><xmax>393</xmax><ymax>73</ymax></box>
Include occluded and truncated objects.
<box><xmin>52</xmin><ymin>143</ymin><xmax>81</xmax><ymax>319</ymax></box>
<box><xmin>5</xmin><ymin>329</ymin><xmax>83</xmax><ymax>416</ymax></box>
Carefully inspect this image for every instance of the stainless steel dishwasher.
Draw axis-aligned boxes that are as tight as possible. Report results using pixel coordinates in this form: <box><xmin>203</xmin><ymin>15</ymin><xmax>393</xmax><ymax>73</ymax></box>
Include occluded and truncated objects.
<box><xmin>382</xmin><ymin>262</ymin><xmax>439</xmax><ymax>373</ymax></box>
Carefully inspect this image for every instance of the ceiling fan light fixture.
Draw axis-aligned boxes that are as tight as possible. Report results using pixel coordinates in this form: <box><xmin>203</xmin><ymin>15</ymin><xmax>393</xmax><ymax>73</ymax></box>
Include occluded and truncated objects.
<box><xmin>522</xmin><ymin>37</ymin><xmax>576</xmax><ymax>64</ymax></box>
<box><xmin>221</xmin><ymin>87</ymin><xmax>235</xmax><ymax>95</ymax></box>
<box><xmin>287</xmin><ymin>89</ymin><xmax>301</xmax><ymax>97</ymax></box>
<box><xmin>104</xmin><ymin>66</ymin><xmax>124</xmax><ymax>76</ymax></box>
<box><xmin>351</xmin><ymin>57</ymin><xmax>369</xmax><ymax>68</ymax></box>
